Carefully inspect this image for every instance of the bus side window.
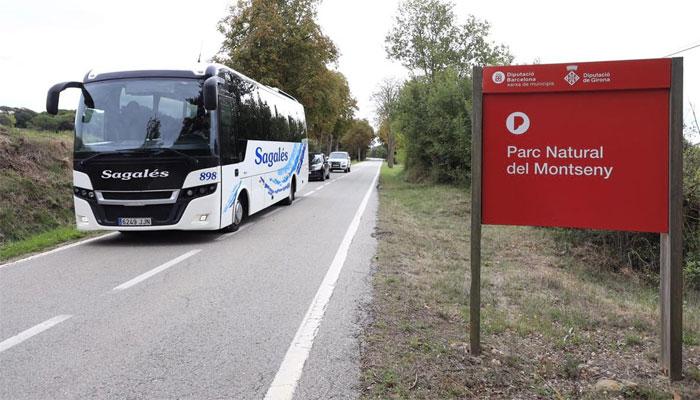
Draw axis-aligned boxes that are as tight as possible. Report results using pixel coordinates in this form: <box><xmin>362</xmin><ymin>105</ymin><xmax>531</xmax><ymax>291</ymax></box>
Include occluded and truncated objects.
<box><xmin>234</xmin><ymin>95</ymin><xmax>255</xmax><ymax>162</ymax></box>
<box><xmin>218</xmin><ymin>95</ymin><xmax>238</xmax><ymax>164</ymax></box>
<box><xmin>233</xmin><ymin>91</ymin><xmax>261</xmax><ymax>162</ymax></box>
<box><xmin>257</xmin><ymin>94</ymin><xmax>272</xmax><ymax>141</ymax></box>
<box><xmin>288</xmin><ymin>116</ymin><xmax>297</xmax><ymax>141</ymax></box>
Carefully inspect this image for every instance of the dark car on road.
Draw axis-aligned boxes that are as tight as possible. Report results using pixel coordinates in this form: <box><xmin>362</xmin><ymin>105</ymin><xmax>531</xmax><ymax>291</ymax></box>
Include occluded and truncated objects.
<box><xmin>308</xmin><ymin>153</ymin><xmax>331</xmax><ymax>181</ymax></box>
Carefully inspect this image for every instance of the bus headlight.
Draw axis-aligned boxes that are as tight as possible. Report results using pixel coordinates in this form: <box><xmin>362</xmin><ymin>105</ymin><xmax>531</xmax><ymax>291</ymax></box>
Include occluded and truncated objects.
<box><xmin>74</xmin><ymin>187</ymin><xmax>95</xmax><ymax>201</ymax></box>
<box><xmin>181</xmin><ymin>183</ymin><xmax>218</xmax><ymax>199</ymax></box>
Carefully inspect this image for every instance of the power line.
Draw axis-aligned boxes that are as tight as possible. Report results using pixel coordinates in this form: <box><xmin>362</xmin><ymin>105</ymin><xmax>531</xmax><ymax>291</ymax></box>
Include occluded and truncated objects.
<box><xmin>664</xmin><ymin>42</ymin><xmax>700</xmax><ymax>57</ymax></box>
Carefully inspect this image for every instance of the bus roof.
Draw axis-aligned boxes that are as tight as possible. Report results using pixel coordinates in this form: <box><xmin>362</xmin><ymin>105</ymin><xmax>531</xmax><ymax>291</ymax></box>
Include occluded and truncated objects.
<box><xmin>83</xmin><ymin>63</ymin><xmax>300</xmax><ymax>104</ymax></box>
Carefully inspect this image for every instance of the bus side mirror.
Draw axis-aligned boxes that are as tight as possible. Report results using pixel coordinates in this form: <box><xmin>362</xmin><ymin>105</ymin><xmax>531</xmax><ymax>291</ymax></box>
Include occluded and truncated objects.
<box><xmin>203</xmin><ymin>76</ymin><xmax>219</xmax><ymax>111</ymax></box>
<box><xmin>46</xmin><ymin>81</ymin><xmax>94</xmax><ymax>115</ymax></box>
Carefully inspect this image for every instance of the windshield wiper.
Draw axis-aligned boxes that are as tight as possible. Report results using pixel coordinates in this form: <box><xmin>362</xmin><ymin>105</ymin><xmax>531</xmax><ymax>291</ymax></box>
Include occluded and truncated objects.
<box><xmin>149</xmin><ymin>148</ymin><xmax>199</xmax><ymax>165</ymax></box>
<box><xmin>79</xmin><ymin>149</ymin><xmax>141</xmax><ymax>167</ymax></box>
<box><xmin>79</xmin><ymin>147</ymin><xmax>200</xmax><ymax>167</ymax></box>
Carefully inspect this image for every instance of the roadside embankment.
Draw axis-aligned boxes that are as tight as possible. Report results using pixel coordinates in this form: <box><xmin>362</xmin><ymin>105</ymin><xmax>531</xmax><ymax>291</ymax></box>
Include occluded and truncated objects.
<box><xmin>0</xmin><ymin>126</ymin><xmax>87</xmax><ymax>261</ymax></box>
<box><xmin>361</xmin><ymin>163</ymin><xmax>700</xmax><ymax>399</ymax></box>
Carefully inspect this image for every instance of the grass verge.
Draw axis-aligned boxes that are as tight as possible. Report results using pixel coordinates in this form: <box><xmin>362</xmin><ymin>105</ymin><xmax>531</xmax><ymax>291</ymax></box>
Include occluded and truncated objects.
<box><xmin>360</xmin><ymin>163</ymin><xmax>700</xmax><ymax>399</ymax></box>
<box><xmin>0</xmin><ymin>226</ymin><xmax>90</xmax><ymax>263</ymax></box>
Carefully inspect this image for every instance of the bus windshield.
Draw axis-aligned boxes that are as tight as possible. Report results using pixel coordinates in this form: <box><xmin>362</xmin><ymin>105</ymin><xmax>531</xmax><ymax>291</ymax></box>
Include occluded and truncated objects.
<box><xmin>75</xmin><ymin>78</ymin><xmax>213</xmax><ymax>156</ymax></box>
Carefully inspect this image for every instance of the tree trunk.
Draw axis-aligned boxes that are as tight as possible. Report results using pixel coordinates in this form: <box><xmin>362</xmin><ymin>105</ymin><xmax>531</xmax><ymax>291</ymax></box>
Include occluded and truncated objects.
<box><xmin>327</xmin><ymin>134</ymin><xmax>332</xmax><ymax>155</ymax></box>
<box><xmin>387</xmin><ymin>131</ymin><xmax>395</xmax><ymax>168</ymax></box>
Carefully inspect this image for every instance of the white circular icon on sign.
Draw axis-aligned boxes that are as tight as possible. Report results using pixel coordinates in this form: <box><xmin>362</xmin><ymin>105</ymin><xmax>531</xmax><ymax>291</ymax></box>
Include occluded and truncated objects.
<box><xmin>506</xmin><ymin>112</ymin><xmax>530</xmax><ymax>135</ymax></box>
<box><xmin>492</xmin><ymin>71</ymin><xmax>505</xmax><ymax>84</ymax></box>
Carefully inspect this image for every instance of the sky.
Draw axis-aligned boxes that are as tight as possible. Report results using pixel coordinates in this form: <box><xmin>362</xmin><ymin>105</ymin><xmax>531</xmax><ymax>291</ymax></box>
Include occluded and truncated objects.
<box><xmin>1</xmin><ymin>0</ymin><xmax>699</xmax><ymax>140</ymax></box>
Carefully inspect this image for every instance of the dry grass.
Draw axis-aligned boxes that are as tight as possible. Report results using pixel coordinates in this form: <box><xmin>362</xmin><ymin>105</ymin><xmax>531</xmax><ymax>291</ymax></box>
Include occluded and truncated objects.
<box><xmin>0</xmin><ymin>126</ymin><xmax>75</xmax><ymax>244</ymax></box>
<box><xmin>360</xmin><ymin>164</ymin><xmax>700</xmax><ymax>399</ymax></box>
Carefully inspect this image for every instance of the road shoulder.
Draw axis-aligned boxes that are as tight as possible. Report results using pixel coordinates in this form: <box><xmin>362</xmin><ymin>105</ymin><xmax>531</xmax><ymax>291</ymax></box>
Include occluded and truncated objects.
<box><xmin>292</xmin><ymin>167</ymin><xmax>379</xmax><ymax>400</ymax></box>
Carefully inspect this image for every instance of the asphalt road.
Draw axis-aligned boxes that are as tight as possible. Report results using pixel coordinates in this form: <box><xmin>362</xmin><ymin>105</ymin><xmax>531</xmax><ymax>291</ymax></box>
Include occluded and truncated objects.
<box><xmin>0</xmin><ymin>160</ymin><xmax>381</xmax><ymax>400</ymax></box>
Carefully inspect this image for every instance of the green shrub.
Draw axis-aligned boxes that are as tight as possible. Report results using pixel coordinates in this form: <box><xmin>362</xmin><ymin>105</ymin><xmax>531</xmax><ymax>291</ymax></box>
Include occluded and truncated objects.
<box><xmin>370</xmin><ymin>144</ymin><xmax>388</xmax><ymax>159</ymax></box>
<box><xmin>0</xmin><ymin>112</ymin><xmax>15</xmax><ymax>127</ymax></box>
<box><xmin>27</xmin><ymin>109</ymin><xmax>75</xmax><ymax>132</ymax></box>
<box><xmin>393</xmin><ymin>68</ymin><xmax>471</xmax><ymax>184</ymax></box>
<box><xmin>684</xmin><ymin>140</ymin><xmax>700</xmax><ymax>288</ymax></box>
<box><xmin>0</xmin><ymin>106</ymin><xmax>37</xmax><ymax>128</ymax></box>
<box><xmin>554</xmin><ymin>139</ymin><xmax>700</xmax><ymax>289</ymax></box>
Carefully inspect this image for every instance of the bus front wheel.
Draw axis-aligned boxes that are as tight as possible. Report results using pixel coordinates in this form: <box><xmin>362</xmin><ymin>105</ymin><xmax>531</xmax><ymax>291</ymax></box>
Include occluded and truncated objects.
<box><xmin>223</xmin><ymin>197</ymin><xmax>244</xmax><ymax>232</ymax></box>
<box><xmin>282</xmin><ymin>180</ymin><xmax>295</xmax><ymax>206</ymax></box>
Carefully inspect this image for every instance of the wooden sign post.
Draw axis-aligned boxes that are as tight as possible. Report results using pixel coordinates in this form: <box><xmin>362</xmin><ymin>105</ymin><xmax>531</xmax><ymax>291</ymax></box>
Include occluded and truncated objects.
<box><xmin>469</xmin><ymin>58</ymin><xmax>684</xmax><ymax>379</ymax></box>
<box><xmin>470</xmin><ymin>67</ymin><xmax>483</xmax><ymax>357</ymax></box>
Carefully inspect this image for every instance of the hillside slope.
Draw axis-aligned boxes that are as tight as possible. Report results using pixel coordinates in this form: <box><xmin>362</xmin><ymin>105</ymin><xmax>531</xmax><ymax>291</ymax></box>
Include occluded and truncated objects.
<box><xmin>0</xmin><ymin>126</ymin><xmax>75</xmax><ymax>245</ymax></box>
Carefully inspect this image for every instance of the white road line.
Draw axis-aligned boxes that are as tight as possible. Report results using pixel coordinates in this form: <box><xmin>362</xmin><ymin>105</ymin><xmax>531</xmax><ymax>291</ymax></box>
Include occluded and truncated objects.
<box><xmin>112</xmin><ymin>249</ymin><xmax>201</xmax><ymax>291</ymax></box>
<box><xmin>0</xmin><ymin>315</ymin><xmax>73</xmax><ymax>353</ymax></box>
<box><xmin>0</xmin><ymin>232</ymin><xmax>119</xmax><ymax>270</ymax></box>
<box><xmin>264</xmin><ymin>163</ymin><xmax>381</xmax><ymax>400</ymax></box>
<box><xmin>301</xmin><ymin>175</ymin><xmax>346</xmax><ymax>198</ymax></box>
<box><xmin>330</xmin><ymin>173</ymin><xmax>351</xmax><ymax>182</ymax></box>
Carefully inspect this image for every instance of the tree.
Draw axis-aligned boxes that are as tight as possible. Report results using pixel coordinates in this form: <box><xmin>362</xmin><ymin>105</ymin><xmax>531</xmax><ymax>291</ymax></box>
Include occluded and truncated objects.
<box><xmin>457</xmin><ymin>15</ymin><xmax>513</xmax><ymax>70</ymax></box>
<box><xmin>385</xmin><ymin>0</ymin><xmax>512</xmax><ymax>78</ymax></box>
<box><xmin>217</xmin><ymin>0</ymin><xmax>337</xmax><ymax>89</ymax></box>
<box><xmin>216</xmin><ymin>0</ymin><xmax>356</xmax><ymax>151</ymax></box>
<box><xmin>27</xmin><ymin>110</ymin><xmax>75</xmax><ymax>132</ymax></box>
<box><xmin>0</xmin><ymin>107</ymin><xmax>37</xmax><ymax>128</ymax></box>
<box><xmin>393</xmin><ymin>68</ymin><xmax>471</xmax><ymax>183</ymax></box>
<box><xmin>372</xmin><ymin>78</ymin><xmax>401</xmax><ymax>167</ymax></box>
<box><xmin>28</xmin><ymin>113</ymin><xmax>60</xmax><ymax>131</ymax></box>
<box><xmin>0</xmin><ymin>112</ymin><xmax>16</xmax><ymax>128</ymax></box>
<box><xmin>369</xmin><ymin>143</ymin><xmax>388</xmax><ymax>159</ymax></box>
<box><xmin>384</xmin><ymin>0</ymin><xmax>513</xmax><ymax>183</ymax></box>
<box><xmin>341</xmin><ymin>119</ymin><xmax>374</xmax><ymax>161</ymax></box>
<box><xmin>302</xmin><ymin>69</ymin><xmax>356</xmax><ymax>153</ymax></box>
<box><xmin>54</xmin><ymin>110</ymin><xmax>75</xmax><ymax>131</ymax></box>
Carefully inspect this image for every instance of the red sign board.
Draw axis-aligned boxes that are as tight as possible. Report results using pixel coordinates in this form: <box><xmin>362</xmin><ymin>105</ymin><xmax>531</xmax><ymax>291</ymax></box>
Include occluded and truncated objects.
<box><xmin>481</xmin><ymin>58</ymin><xmax>671</xmax><ymax>233</ymax></box>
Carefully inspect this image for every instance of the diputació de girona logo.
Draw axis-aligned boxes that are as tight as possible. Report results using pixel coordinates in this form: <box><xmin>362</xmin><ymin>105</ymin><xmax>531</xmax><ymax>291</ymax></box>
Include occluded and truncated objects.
<box><xmin>492</xmin><ymin>71</ymin><xmax>505</xmax><ymax>84</ymax></box>
<box><xmin>506</xmin><ymin>112</ymin><xmax>530</xmax><ymax>135</ymax></box>
<box><xmin>564</xmin><ymin>65</ymin><xmax>580</xmax><ymax>86</ymax></box>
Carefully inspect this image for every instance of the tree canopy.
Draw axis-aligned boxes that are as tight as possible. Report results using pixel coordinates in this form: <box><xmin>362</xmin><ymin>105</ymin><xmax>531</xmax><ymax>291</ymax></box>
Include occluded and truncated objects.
<box><xmin>385</xmin><ymin>0</ymin><xmax>513</xmax><ymax>77</ymax></box>
<box><xmin>0</xmin><ymin>112</ymin><xmax>15</xmax><ymax>128</ymax></box>
<box><xmin>393</xmin><ymin>68</ymin><xmax>471</xmax><ymax>183</ymax></box>
<box><xmin>0</xmin><ymin>107</ymin><xmax>74</xmax><ymax>132</ymax></box>
<box><xmin>385</xmin><ymin>0</ymin><xmax>512</xmax><ymax>183</ymax></box>
<box><xmin>216</xmin><ymin>0</ymin><xmax>356</xmax><ymax>152</ymax></box>
<box><xmin>304</xmin><ymin>68</ymin><xmax>357</xmax><ymax>153</ymax></box>
<box><xmin>341</xmin><ymin>119</ymin><xmax>375</xmax><ymax>161</ymax></box>
<box><xmin>0</xmin><ymin>107</ymin><xmax>37</xmax><ymax>129</ymax></box>
<box><xmin>372</xmin><ymin>78</ymin><xmax>401</xmax><ymax>167</ymax></box>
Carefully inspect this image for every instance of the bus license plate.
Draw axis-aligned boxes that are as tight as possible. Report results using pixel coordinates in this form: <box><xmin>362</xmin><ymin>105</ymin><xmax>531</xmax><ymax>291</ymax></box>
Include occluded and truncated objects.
<box><xmin>118</xmin><ymin>217</ymin><xmax>152</xmax><ymax>226</ymax></box>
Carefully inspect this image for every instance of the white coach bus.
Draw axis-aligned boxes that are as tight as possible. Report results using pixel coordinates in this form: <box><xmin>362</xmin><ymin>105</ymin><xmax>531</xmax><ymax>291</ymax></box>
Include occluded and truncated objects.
<box><xmin>46</xmin><ymin>64</ymin><xmax>308</xmax><ymax>232</ymax></box>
